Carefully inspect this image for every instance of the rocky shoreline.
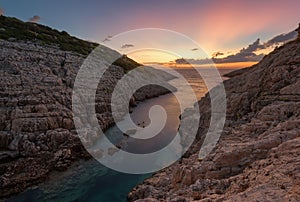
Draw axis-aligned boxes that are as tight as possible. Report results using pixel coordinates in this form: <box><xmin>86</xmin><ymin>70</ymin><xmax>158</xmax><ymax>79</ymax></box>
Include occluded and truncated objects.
<box><xmin>128</xmin><ymin>38</ymin><xmax>300</xmax><ymax>201</ymax></box>
<box><xmin>0</xmin><ymin>39</ymin><xmax>175</xmax><ymax>198</ymax></box>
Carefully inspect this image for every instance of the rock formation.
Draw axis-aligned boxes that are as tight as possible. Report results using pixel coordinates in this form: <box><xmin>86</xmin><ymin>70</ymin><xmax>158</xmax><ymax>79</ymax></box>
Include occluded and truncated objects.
<box><xmin>0</xmin><ymin>38</ymin><xmax>175</xmax><ymax>198</ymax></box>
<box><xmin>296</xmin><ymin>23</ymin><xmax>300</xmax><ymax>38</ymax></box>
<box><xmin>128</xmin><ymin>35</ymin><xmax>300</xmax><ymax>201</ymax></box>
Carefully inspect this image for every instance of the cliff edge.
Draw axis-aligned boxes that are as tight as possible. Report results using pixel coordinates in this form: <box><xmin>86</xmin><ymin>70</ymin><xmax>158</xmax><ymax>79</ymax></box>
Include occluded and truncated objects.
<box><xmin>128</xmin><ymin>35</ymin><xmax>300</xmax><ymax>201</ymax></box>
<box><xmin>0</xmin><ymin>16</ymin><xmax>175</xmax><ymax>198</ymax></box>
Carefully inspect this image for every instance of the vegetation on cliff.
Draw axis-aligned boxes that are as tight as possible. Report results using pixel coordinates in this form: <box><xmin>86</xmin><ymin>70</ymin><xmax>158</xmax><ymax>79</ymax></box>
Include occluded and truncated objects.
<box><xmin>0</xmin><ymin>15</ymin><xmax>140</xmax><ymax>71</ymax></box>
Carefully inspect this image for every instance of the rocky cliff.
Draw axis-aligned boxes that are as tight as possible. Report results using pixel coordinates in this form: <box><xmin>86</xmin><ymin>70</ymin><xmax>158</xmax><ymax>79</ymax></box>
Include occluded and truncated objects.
<box><xmin>128</xmin><ymin>37</ymin><xmax>300</xmax><ymax>201</ymax></box>
<box><xmin>0</xmin><ymin>18</ymin><xmax>175</xmax><ymax>198</ymax></box>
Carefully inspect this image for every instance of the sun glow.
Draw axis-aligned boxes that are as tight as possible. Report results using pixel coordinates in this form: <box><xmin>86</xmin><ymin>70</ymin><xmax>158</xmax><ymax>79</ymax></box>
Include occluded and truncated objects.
<box><xmin>127</xmin><ymin>49</ymin><xmax>179</xmax><ymax>64</ymax></box>
<box><xmin>162</xmin><ymin>61</ymin><xmax>257</xmax><ymax>69</ymax></box>
<box><xmin>128</xmin><ymin>49</ymin><xmax>258</xmax><ymax>69</ymax></box>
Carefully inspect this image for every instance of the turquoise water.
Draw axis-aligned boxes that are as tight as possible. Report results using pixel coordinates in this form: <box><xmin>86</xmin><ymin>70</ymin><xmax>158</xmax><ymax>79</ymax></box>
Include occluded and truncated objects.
<box><xmin>6</xmin><ymin>159</ymin><xmax>151</xmax><ymax>202</ymax></box>
<box><xmin>6</xmin><ymin>68</ymin><xmax>234</xmax><ymax>202</ymax></box>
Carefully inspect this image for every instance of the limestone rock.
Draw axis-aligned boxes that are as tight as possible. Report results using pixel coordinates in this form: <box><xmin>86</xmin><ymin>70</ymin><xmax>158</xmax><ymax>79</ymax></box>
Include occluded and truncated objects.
<box><xmin>0</xmin><ymin>39</ymin><xmax>175</xmax><ymax>198</ymax></box>
<box><xmin>129</xmin><ymin>37</ymin><xmax>300</xmax><ymax>201</ymax></box>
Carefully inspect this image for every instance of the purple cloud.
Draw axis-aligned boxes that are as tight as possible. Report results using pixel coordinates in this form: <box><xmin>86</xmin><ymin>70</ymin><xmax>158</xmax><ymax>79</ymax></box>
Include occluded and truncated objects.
<box><xmin>29</xmin><ymin>15</ymin><xmax>41</xmax><ymax>23</ymax></box>
<box><xmin>121</xmin><ymin>44</ymin><xmax>134</xmax><ymax>49</ymax></box>
<box><xmin>0</xmin><ymin>7</ymin><xmax>4</xmax><ymax>16</ymax></box>
<box><xmin>212</xmin><ymin>51</ymin><xmax>224</xmax><ymax>58</ymax></box>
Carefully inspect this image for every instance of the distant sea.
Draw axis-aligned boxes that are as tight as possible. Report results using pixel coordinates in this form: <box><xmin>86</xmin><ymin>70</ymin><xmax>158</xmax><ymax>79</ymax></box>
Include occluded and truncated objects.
<box><xmin>6</xmin><ymin>68</ymin><xmax>236</xmax><ymax>202</ymax></box>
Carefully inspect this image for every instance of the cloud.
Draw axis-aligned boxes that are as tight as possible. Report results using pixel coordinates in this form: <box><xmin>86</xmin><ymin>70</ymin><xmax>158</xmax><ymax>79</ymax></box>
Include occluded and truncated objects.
<box><xmin>241</xmin><ymin>38</ymin><xmax>264</xmax><ymax>53</ymax></box>
<box><xmin>175</xmin><ymin>58</ymin><xmax>212</xmax><ymax>65</ymax></box>
<box><xmin>121</xmin><ymin>44</ymin><xmax>134</xmax><ymax>49</ymax></box>
<box><xmin>191</xmin><ymin>48</ymin><xmax>199</xmax><ymax>51</ymax></box>
<box><xmin>29</xmin><ymin>15</ymin><xmax>41</xmax><ymax>23</ymax></box>
<box><xmin>0</xmin><ymin>7</ymin><xmax>4</xmax><ymax>16</ymax></box>
<box><xmin>177</xmin><ymin>39</ymin><xmax>265</xmax><ymax>64</ymax></box>
<box><xmin>265</xmin><ymin>30</ymin><xmax>297</xmax><ymax>47</ymax></box>
<box><xmin>175</xmin><ymin>27</ymin><xmax>298</xmax><ymax>65</ymax></box>
<box><xmin>212</xmin><ymin>51</ymin><xmax>224</xmax><ymax>58</ymax></box>
<box><xmin>212</xmin><ymin>30</ymin><xmax>297</xmax><ymax>64</ymax></box>
<box><xmin>221</xmin><ymin>30</ymin><xmax>298</xmax><ymax>63</ymax></box>
<box><xmin>212</xmin><ymin>39</ymin><xmax>265</xmax><ymax>63</ymax></box>
<box><xmin>213</xmin><ymin>52</ymin><xmax>264</xmax><ymax>64</ymax></box>
<box><xmin>102</xmin><ymin>35</ymin><xmax>113</xmax><ymax>43</ymax></box>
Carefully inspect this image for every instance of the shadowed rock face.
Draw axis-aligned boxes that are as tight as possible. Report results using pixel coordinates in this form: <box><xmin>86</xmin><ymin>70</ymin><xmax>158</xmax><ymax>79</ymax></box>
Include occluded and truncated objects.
<box><xmin>128</xmin><ymin>39</ymin><xmax>300</xmax><ymax>201</ymax></box>
<box><xmin>0</xmin><ymin>40</ymin><xmax>174</xmax><ymax>198</ymax></box>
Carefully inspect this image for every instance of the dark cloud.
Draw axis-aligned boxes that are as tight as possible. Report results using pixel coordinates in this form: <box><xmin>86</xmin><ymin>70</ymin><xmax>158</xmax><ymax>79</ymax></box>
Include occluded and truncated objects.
<box><xmin>102</xmin><ymin>35</ymin><xmax>113</xmax><ymax>43</ymax></box>
<box><xmin>175</xmin><ymin>27</ymin><xmax>298</xmax><ymax>65</ymax></box>
<box><xmin>191</xmin><ymin>48</ymin><xmax>199</xmax><ymax>51</ymax></box>
<box><xmin>212</xmin><ymin>39</ymin><xmax>265</xmax><ymax>63</ymax></box>
<box><xmin>213</xmin><ymin>30</ymin><xmax>296</xmax><ymax>63</ymax></box>
<box><xmin>212</xmin><ymin>51</ymin><xmax>224</xmax><ymax>58</ymax></box>
<box><xmin>29</xmin><ymin>15</ymin><xmax>41</xmax><ymax>23</ymax></box>
<box><xmin>0</xmin><ymin>7</ymin><xmax>4</xmax><ymax>16</ymax></box>
<box><xmin>178</xmin><ymin>39</ymin><xmax>265</xmax><ymax>64</ymax></box>
<box><xmin>213</xmin><ymin>52</ymin><xmax>264</xmax><ymax>63</ymax></box>
<box><xmin>175</xmin><ymin>58</ymin><xmax>212</xmax><ymax>65</ymax></box>
<box><xmin>175</xmin><ymin>58</ymin><xmax>189</xmax><ymax>64</ymax></box>
<box><xmin>240</xmin><ymin>38</ymin><xmax>264</xmax><ymax>53</ymax></box>
<box><xmin>265</xmin><ymin>30</ymin><xmax>297</xmax><ymax>47</ymax></box>
<box><xmin>121</xmin><ymin>44</ymin><xmax>134</xmax><ymax>49</ymax></box>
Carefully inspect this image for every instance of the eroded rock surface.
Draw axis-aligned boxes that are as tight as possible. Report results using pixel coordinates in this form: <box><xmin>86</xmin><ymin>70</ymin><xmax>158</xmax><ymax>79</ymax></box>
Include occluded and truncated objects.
<box><xmin>0</xmin><ymin>39</ymin><xmax>174</xmax><ymax>198</ymax></box>
<box><xmin>128</xmin><ymin>39</ymin><xmax>300</xmax><ymax>201</ymax></box>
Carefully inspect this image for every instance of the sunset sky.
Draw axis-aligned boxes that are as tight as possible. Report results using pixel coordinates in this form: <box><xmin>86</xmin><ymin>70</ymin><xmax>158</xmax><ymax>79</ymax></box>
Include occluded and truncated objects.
<box><xmin>1</xmin><ymin>0</ymin><xmax>299</xmax><ymax>65</ymax></box>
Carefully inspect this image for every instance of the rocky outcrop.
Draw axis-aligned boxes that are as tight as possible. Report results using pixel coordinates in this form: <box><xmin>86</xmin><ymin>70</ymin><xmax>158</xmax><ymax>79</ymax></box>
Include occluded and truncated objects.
<box><xmin>0</xmin><ymin>39</ymin><xmax>174</xmax><ymax>198</ymax></box>
<box><xmin>296</xmin><ymin>23</ymin><xmax>300</xmax><ymax>38</ymax></box>
<box><xmin>128</xmin><ymin>38</ymin><xmax>300</xmax><ymax>201</ymax></box>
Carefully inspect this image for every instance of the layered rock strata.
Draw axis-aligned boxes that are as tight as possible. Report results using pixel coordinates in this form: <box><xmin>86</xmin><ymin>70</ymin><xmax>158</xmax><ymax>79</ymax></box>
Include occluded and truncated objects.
<box><xmin>128</xmin><ymin>38</ymin><xmax>300</xmax><ymax>201</ymax></box>
<box><xmin>0</xmin><ymin>39</ymin><xmax>174</xmax><ymax>198</ymax></box>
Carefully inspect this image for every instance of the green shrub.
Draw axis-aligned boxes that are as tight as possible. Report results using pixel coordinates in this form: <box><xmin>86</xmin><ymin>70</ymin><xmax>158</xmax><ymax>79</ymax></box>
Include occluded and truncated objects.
<box><xmin>0</xmin><ymin>15</ymin><xmax>140</xmax><ymax>70</ymax></box>
<box><xmin>0</xmin><ymin>15</ymin><xmax>98</xmax><ymax>55</ymax></box>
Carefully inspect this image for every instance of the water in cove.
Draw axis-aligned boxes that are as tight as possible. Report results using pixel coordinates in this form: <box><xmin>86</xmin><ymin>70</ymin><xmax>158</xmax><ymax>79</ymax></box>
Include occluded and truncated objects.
<box><xmin>6</xmin><ymin>68</ymin><xmax>235</xmax><ymax>202</ymax></box>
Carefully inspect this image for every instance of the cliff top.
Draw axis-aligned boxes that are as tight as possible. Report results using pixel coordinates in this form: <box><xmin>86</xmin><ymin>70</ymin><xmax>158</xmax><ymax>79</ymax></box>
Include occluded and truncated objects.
<box><xmin>0</xmin><ymin>15</ymin><xmax>98</xmax><ymax>55</ymax></box>
<box><xmin>0</xmin><ymin>15</ymin><xmax>140</xmax><ymax>71</ymax></box>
